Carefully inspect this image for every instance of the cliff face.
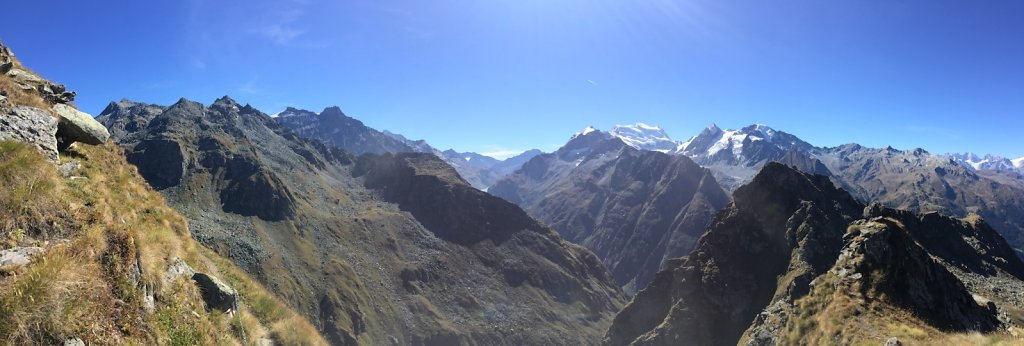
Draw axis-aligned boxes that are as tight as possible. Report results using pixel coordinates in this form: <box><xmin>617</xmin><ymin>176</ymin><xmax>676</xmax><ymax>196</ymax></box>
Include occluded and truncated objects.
<box><xmin>100</xmin><ymin>98</ymin><xmax>625</xmax><ymax>345</ymax></box>
<box><xmin>605</xmin><ymin>163</ymin><xmax>1024</xmax><ymax>345</ymax></box>
<box><xmin>491</xmin><ymin>131</ymin><xmax>730</xmax><ymax>293</ymax></box>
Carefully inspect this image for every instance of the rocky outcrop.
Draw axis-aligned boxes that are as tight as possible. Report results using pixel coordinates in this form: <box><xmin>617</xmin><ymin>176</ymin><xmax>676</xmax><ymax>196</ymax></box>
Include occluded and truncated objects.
<box><xmin>834</xmin><ymin>218</ymin><xmax>999</xmax><ymax>331</ymax></box>
<box><xmin>192</xmin><ymin>272</ymin><xmax>239</xmax><ymax>312</ymax></box>
<box><xmin>491</xmin><ymin>130</ymin><xmax>731</xmax><ymax>293</ymax></box>
<box><xmin>52</xmin><ymin>103</ymin><xmax>110</xmax><ymax>147</ymax></box>
<box><xmin>0</xmin><ymin>246</ymin><xmax>44</xmax><ymax>271</ymax></box>
<box><xmin>1</xmin><ymin>45</ymin><xmax>76</xmax><ymax>104</ymax></box>
<box><xmin>0</xmin><ymin>106</ymin><xmax>58</xmax><ymax>161</ymax></box>
<box><xmin>0</xmin><ymin>44</ymin><xmax>109</xmax><ymax>162</ymax></box>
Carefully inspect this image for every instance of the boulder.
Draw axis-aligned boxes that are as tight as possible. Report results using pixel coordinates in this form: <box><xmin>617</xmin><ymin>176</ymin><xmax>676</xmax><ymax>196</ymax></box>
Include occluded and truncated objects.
<box><xmin>53</xmin><ymin>103</ymin><xmax>109</xmax><ymax>147</ymax></box>
<box><xmin>0</xmin><ymin>246</ymin><xmax>45</xmax><ymax>271</ymax></box>
<box><xmin>192</xmin><ymin>272</ymin><xmax>238</xmax><ymax>312</ymax></box>
<box><xmin>0</xmin><ymin>106</ymin><xmax>58</xmax><ymax>162</ymax></box>
<box><xmin>165</xmin><ymin>257</ymin><xmax>195</xmax><ymax>284</ymax></box>
<box><xmin>63</xmin><ymin>337</ymin><xmax>85</xmax><ymax>346</ymax></box>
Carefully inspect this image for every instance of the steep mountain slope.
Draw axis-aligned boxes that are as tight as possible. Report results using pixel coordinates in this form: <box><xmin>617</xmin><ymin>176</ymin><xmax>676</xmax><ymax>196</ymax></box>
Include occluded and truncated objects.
<box><xmin>99</xmin><ymin>97</ymin><xmax>625</xmax><ymax>345</ymax></box>
<box><xmin>1</xmin><ymin>43</ymin><xmax>324</xmax><ymax>345</ymax></box>
<box><xmin>605</xmin><ymin>163</ymin><xmax>1024</xmax><ymax>345</ymax></box>
<box><xmin>275</xmin><ymin>106</ymin><xmax>414</xmax><ymax>154</ymax></box>
<box><xmin>491</xmin><ymin>129</ymin><xmax>730</xmax><ymax>294</ymax></box>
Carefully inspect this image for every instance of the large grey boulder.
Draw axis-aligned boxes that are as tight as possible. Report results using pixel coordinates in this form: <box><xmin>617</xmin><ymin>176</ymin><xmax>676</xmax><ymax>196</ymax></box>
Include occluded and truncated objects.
<box><xmin>192</xmin><ymin>272</ymin><xmax>238</xmax><ymax>312</ymax></box>
<box><xmin>53</xmin><ymin>103</ymin><xmax>109</xmax><ymax>147</ymax></box>
<box><xmin>0</xmin><ymin>246</ymin><xmax>45</xmax><ymax>271</ymax></box>
<box><xmin>0</xmin><ymin>106</ymin><xmax>58</xmax><ymax>161</ymax></box>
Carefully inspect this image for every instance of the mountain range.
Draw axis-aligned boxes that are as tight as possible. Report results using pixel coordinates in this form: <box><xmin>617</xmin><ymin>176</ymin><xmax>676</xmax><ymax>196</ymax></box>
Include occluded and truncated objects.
<box><xmin>273</xmin><ymin>106</ymin><xmax>542</xmax><ymax>189</ymax></box>
<box><xmin>5</xmin><ymin>37</ymin><xmax>1024</xmax><ymax>345</ymax></box>
<box><xmin>554</xmin><ymin>123</ymin><xmax>1024</xmax><ymax>260</ymax></box>
<box><xmin>97</xmin><ymin>97</ymin><xmax>624</xmax><ymax>345</ymax></box>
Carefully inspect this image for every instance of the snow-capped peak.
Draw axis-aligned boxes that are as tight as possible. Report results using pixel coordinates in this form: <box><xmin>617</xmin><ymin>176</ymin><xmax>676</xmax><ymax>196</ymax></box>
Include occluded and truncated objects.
<box><xmin>1013</xmin><ymin>157</ymin><xmax>1024</xmax><ymax>168</ymax></box>
<box><xmin>571</xmin><ymin>126</ymin><xmax>599</xmax><ymax>139</ymax></box>
<box><xmin>610</xmin><ymin>123</ymin><xmax>676</xmax><ymax>152</ymax></box>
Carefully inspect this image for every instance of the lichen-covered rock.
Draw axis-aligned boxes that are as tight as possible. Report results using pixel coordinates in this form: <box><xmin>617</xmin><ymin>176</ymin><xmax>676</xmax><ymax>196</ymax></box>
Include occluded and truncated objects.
<box><xmin>0</xmin><ymin>106</ymin><xmax>58</xmax><ymax>161</ymax></box>
<box><xmin>53</xmin><ymin>103</ymin><xmax>109</xmax><ymax>147</ymax></box>
<box><xmin>192</xmin><ymin>272</ymin><xmax>238</xmax><ymax>312</ymax></box>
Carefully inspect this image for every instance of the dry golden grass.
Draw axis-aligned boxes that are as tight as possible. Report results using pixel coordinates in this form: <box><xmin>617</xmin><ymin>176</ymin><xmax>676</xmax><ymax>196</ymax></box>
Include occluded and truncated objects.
<box><xmin>0</xmin><ymin>74</ymin><xmax>51</xmax><ymax>111</ymax></box>
<box><xmin>779</xmin><ymin>270</ymin><xmax>1024</xmax><ymax>346</ymax></box>
<box><xmin>0</xmin><ymin>141</ymin><xmax>326</xmax><ymax>345</ymax></box>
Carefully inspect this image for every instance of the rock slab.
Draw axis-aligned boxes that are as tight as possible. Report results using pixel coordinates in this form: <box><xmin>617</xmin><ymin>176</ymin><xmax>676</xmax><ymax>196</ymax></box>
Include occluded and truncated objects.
<box><xmin>53</xmin><ymin>103</ymin><xmax>109</xmax><ymax>146</ymax></box>
<box><xmin>192</xmin><ymin>272</ymin><xmax>238</xmax><ymax>312</ymax></box>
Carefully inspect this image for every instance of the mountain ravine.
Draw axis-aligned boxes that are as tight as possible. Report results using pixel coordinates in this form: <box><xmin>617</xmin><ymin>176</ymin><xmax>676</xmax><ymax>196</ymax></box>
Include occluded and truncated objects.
<box><xmin>98</xmin><ymin>96</ymin><xmax>625</xmax><ymax>345</ymax></box>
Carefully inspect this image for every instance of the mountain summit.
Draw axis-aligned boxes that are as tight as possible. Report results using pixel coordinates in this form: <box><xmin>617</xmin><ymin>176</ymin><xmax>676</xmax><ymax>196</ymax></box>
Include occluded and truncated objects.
<box><xmin>609</xmin><ymin>123</ymin><xmax>677</xmax><ymax>152</ymax></box>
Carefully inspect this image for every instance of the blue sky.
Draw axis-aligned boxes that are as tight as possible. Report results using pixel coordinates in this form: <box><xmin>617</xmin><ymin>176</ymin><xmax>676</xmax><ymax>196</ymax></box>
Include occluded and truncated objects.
<box><xmin>2</xmin><ymin>0</ymin><xmax>1022</xmax><ymax>159</ymax></box>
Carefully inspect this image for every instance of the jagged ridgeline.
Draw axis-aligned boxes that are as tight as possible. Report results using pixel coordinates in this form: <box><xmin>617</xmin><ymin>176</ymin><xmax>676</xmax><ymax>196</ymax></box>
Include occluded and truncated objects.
<box><xmin>0</xmin><ymin>44</ymin><xmax>326</xmax><ymax>344</ymax></box>
<box><xmin>605</xmin><ymin>162</ymin><xmax>1024</xmax><ymax>345</ymax></box>
<box><xmin>97</xmin><ymin>95</ymin><xmax>626</xmax><ymax>344</ymax></box>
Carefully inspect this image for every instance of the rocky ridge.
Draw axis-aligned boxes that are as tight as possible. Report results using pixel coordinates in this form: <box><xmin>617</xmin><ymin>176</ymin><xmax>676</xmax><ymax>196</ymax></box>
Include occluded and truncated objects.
<box><xmin>605</xmin><ymin>163</ymin><xmax>1024</xmax><ymax>345</ymax></box>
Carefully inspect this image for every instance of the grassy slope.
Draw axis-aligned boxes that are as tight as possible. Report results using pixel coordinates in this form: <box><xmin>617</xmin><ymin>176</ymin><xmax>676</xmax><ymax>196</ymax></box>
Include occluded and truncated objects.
<box><xmin>0</xmin><ymin>140</ymin><xmax>327</xmax><ymax>345</ymax></box>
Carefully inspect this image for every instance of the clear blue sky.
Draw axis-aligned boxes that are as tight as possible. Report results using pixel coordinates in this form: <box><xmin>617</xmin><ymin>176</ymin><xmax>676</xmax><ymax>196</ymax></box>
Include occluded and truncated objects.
<box><xmin>2</xmin><ymin>0</ymin><xmax>1022</xmax><ymax>159</ymax></box>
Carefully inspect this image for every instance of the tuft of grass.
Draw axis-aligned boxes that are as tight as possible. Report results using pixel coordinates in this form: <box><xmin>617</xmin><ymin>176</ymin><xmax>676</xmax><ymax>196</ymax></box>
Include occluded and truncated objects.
<box><xmin>0</xmin><ymin>141</ymin><xmax>68</xmax><ymax>246</ymax></box>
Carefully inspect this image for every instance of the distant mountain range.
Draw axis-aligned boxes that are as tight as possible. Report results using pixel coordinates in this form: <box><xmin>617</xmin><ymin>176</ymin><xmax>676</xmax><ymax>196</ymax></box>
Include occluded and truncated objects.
<box><xmin>567</xmin><ymin>123</ymin><xmax>1024</xmax><ymax>255</ymax></box>
<box><xmin>273</xmin><ymin>106</ymin><xmax>541</xmax><ymax>189</ymax></box>
<box><xmin>947</xmin><ymin>152</ymin><xmax>1024</xmax><ymax>174</ymax></box>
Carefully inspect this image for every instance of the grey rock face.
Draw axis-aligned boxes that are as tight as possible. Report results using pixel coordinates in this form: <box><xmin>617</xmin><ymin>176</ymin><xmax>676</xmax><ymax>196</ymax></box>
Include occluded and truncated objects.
<box><xmin>0</xmin><ymin>106</ymin><xmax>58</xmax><ymax>161</ymax></box>
<box><xmin>0</xmin><ymin>246</ymin><xmax>45</xmax><ymax>271</ymax></box>
<box><xmin>52</xmin><ymin>104</ymin><xmax>109</xmax><ymax>147</ymax></box>
<box><xmin>62</xmin><ymin>337</ymin><xmax>85</xmax><ymax>346</ymax></box>
<box><xmin>192</xmin><ymin>272</ymin><xmax>238</xmax><ymax>312</ymax></box>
